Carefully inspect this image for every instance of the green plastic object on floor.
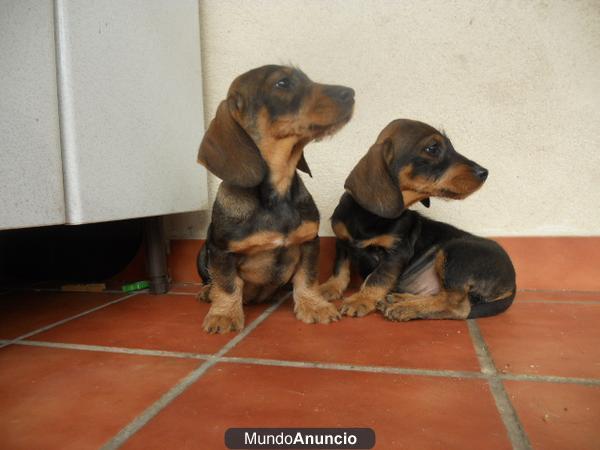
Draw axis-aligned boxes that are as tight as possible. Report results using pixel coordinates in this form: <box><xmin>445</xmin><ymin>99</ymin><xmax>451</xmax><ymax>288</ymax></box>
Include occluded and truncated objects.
<box><xmin>121</xmin><ymin>280</ymin><xmax>150</xmax><ymax>292</ymax></box>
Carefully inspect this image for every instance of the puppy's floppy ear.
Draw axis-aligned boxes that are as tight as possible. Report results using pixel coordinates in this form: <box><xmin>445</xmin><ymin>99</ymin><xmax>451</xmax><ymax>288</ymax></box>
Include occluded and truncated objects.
<box><xmin>344</xmin><ymin>139</ymin><xmax>404</xmax><ymax>218</ymax></box>
<box><xmin>197</xmin><ymin>99</ymin><xmax>266</xmax><ymax>187</ymax></box>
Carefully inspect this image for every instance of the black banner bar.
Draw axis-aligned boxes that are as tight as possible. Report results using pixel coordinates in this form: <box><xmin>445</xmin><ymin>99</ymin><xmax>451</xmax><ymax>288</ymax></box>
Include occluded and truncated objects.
<box><xmin>225</xmin><ymin>428</ymin><xmax>375</xmax><ymax>449</ymax></box>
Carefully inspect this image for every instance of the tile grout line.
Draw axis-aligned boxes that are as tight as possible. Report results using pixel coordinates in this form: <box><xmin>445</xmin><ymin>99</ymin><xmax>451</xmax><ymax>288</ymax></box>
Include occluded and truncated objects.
<box><xmin>26</xmin><ymin>288</ymin><xmax>144</xmax><ymax>295</ymax></box>
<box><xmin>8</xmin><ymin>340</ymin><xmax>211</xmax><ymax>361</ymax></box>
<box><xmin>20</xmin><ymin>284</ymin><xmax>600</xmax><ymax>296</ymax></box>
<box><xmin>10</xmin><ymin>283</ymin><xmax>600</xmax><ymax>305</ymax></box>
<box><xmin>4</xmin><ymin>338</ymin><xmax>599</xmax><ymax>387</ymax></box>
<box><xmin>467</xmin><ymin>320</ymin><xmax>532</xmax><ymax>450</ymax></box>
<box><xmin>162</xmin><ymin>291</ymin><xmax>202</xmax><ymax>296</ymax></box>
<box><xmin>518</xmin><ymin>299</ymin><xmax>600</xmax><ymax>305</ymax></box>
<box><xmin>0</xmin><ymin>292</ymin><xmax>140</xmax><ymax>350</ymax></box>
<box><xmin>100</xmin><ymin>293</ymin><xmax>290</xmax><ymax>450</ymax></box>
<box><xmin>218</xmin><ymin>356</ymin><xmax>484</xmax><ymax>379</ymax></box>
<box><xmin>499</xmin><ymin>372</ymin><xmax>600</xmax><ymax>387</ymax></box>
<box><xmin>519</xmin><ymin>288</ymin><xmax>600</xmax><ymax>295</ymax></box>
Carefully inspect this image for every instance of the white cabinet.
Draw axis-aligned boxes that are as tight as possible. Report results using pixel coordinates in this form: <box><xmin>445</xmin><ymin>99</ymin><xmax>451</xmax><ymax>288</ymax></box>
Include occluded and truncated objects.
<box><xmin>0</xmin><ymin>0</ymin><xmax>66</xmax><ymax>229</ymax></box>
<box><xmin>0</xmin><ymin>0</ymin><xmax>207</xmax><ymax>230</ymax></box>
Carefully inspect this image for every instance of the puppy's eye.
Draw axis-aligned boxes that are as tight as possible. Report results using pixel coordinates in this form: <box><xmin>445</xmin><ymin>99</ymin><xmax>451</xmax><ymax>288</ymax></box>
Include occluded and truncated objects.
<box><xmin>424</xmin><ymin>144</ymin><xmax>440</xmax><ymax>157</ymax></box>
<box><xmin>275</xmin><ymin>78</ymin><xmax>291</xmax><ymax>89</ymax></box>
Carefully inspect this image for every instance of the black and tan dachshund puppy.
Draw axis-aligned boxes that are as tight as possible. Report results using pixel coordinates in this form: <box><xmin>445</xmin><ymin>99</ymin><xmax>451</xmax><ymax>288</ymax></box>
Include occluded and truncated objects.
<box><xmin>320</xmin><ymin>119</ymin><xmax>516</xmax><ymax>321</ymax></box>
<box><xmin>196</xmin><ymin>65</ymin><xmax>354</xmax><ymax>333</ymax></box>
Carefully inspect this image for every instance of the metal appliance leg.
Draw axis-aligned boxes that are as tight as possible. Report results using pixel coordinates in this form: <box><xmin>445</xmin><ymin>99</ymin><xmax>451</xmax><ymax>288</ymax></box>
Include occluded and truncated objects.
<box><xmin>144</xmin><ymin>216</ymin><xmax>170</xmax><ymax>294</ymax></box>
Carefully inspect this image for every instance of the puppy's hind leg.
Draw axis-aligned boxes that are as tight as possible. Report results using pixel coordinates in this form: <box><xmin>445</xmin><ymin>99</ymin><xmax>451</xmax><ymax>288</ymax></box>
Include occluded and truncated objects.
<box><xmin>377</xmin><ymin>250</ymin><xmax>470</xmax><ymax>321</ymax></box>
<box><xmin>378</xmin><ymin>290</ymin><xmax>470</xmax><ymax>321</ymax></box>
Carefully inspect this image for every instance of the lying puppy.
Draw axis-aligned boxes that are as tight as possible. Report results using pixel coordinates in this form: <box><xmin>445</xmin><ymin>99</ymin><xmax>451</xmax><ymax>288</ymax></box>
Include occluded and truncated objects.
<box><xmin>197</xmin><ymin>65</ymin><xmax>354</xmax><ymax>333</ymax></box>
<box><xmin>320</xmin><ymin>119</ymin><xmax>516</xmax><ymax>321</ymax></box>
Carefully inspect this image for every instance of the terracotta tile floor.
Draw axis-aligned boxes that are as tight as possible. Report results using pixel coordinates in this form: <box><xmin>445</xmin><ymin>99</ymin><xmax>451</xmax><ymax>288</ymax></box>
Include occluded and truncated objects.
<box><xmin>1</xmin><ymin>287</ymin><xmax>599</xmax><ymax>449</ymax></box>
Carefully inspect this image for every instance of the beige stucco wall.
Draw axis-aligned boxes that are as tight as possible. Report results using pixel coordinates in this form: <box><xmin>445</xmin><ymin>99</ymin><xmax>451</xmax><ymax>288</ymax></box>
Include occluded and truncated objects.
<box><xmin>167</xmin><ymin>0</ymin><xmax>600</xmax><ymax>238</ymax></box>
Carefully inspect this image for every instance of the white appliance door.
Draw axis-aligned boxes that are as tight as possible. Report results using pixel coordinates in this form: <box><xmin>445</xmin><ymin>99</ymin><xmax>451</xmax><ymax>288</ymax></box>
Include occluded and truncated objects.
<box><xmin>55</xmin><ymin>0</ymin><xmax>207</xmax><ymax>224</ymax></box>
<box><xmin>0</xmin><ymin>0</ymin><xmax>66</xmax><ymax>230</ymax></box>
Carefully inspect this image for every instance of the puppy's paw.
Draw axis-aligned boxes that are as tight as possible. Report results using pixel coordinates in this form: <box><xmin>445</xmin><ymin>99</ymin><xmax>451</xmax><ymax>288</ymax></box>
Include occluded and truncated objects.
<box><xmin>340</xmin><ymin>293</ymin><xmax>377</xmax><ymax>317</ymax></box>
<box><xmin>380</xmin><ymin>295</ymin><xmax>414</xmax><ymax>322</ymax></box>
<box><xmin>202</xmin><ymin>311</ymin><xmax>244</xmax><ymax>334</ymax></box>
<box><xmin>381</xmin><ymin>305</ymin><xmax>415</xmax><ymax>322</ymax></box>
<box><xmin>376</xmin><ymin>294</ymin><xmax>397</xmax><ymax>312</ymax></box>
<box><xmin>318</xmin><ymin>281</ymin><xmax>344</xmax><ymax>301</ymax></box>
<box><xmin>196</xmin><ymin>284</ymin><xmax>211</xmax><ymax>303</ymax></box>
<box><xmin>294</xmin><ymin>296</ymin><xmax>341</xmax><ymax>324</ymax></box>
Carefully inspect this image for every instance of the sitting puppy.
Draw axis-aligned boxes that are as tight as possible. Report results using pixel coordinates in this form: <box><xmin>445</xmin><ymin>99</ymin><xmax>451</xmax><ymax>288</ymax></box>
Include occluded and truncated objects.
<box><xmin>320</xmin><ymin>119</ymin><xmax>516</xmax><ymax>321</ymax></box>
<box><xmin>196</xmin><ymin>65</ymin><xmax>354</xmax><ymax>333</ymax></box>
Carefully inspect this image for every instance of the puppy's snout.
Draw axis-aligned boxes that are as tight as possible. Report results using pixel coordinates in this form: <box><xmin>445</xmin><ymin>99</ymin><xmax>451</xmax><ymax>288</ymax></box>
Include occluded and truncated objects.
<box><xmin>326</xmin><ymin>86</ymin><xmax>355</xmax><ymax>105</ymax></box>
<box><xmin>473</xmin><ymin>165</ymin><xmax>489</xmax><ymax>181</ymax></box>
<box><xmin>337</xmin><ymin>87</ymin><xmax>355</xmax><ymax>104</ymax></box>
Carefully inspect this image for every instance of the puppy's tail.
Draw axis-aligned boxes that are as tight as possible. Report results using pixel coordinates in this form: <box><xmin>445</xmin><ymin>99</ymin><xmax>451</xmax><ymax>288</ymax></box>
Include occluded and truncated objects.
<box><xmin>467</xmin><ymin>290</ymin><xmax>516</xmax><ymax>319</ymax></box>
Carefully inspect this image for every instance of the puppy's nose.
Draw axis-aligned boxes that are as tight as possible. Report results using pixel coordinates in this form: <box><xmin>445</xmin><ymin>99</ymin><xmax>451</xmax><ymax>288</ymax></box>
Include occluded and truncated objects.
<box><xmin>473</xmin><ymin>165</ymin><xmax>489</xmax><ymax>181</ymax></box>
<box><xmin>336</xmin><ymin>87</ymin><xmax>355</xmax><ymax>104</ymax></box>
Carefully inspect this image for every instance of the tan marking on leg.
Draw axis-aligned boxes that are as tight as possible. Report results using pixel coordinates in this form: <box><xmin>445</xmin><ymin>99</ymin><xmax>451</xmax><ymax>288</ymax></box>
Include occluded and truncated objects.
<box><xmin>340</xmin><ymin>283</ymin><xmax>391</xmax><ymax>318</ymax></box>
<box><xmin>434</xmin><ymin>250</ymin><xmax>446</xmax><ymax>284</ymax></box>
<box><xmin>203</xmin><ymin>277</ymin><xmax>244</xmax><ymax>333</ymax></box>
<box><xmin>379</xmin><ymin>289</ymin><xmax>471</xmax><ymax>321</ymax></box>
<box><xmin>319</xmin><ymin>258</ymin><xmax>351</xmax><ymax>301</ymax></box>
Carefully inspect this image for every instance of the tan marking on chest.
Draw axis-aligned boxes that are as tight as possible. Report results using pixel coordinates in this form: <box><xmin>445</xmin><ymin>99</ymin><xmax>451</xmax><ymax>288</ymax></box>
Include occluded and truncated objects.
<box><xmin>333</xmin><ymin>221</ymin><xmax>396</xmax><ymax>249</ymax></box>
<box><xmin>332</xmin><ymin>222</ymin><xmax>352</xmax><ymax>240</ymax></box>
<box><xmin>255</xmin><ymin>110</ymin><xmax>305</xmax><ymax>196</ymax></box>
<box><xmin>228</xmin><ymin>221</ymin><xmax>319</xmax><ymax>255</ymax></box>
<box><xmin>286</xmin><ymin>221</ymin><xmax>318</xmax><ymax>246</ymax></box>
<box><xmin>356</xmin><ymin>234</ymin><xmax>397</xmax><ymax>249</ymax></box>
<box><xmin>229</xmin><ymin>231</ymin><xmax>284</xmax><ymax>255</ymax></box>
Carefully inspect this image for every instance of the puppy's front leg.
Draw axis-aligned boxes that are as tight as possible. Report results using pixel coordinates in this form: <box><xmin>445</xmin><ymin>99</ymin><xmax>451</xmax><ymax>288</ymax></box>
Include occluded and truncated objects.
<box><xmin>341</xmin><ymin>254</ymin><xmax>404</xmax><ymax>317</ymax></box>
<box><xmin>293</xmin><ymin>237</ymin><xmax>341</xmax><ymax>324</ymax></box>
<box><xmin>318</xmin><ymin>239</ymin><xmax>351</xmax><ymax>301</ymax></box>
<box><xmin>203</xmin><ymin>245</ymin><xmax>244</xmax><ymax>333</ymax></box>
